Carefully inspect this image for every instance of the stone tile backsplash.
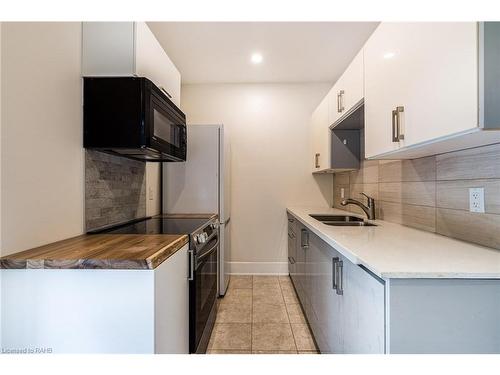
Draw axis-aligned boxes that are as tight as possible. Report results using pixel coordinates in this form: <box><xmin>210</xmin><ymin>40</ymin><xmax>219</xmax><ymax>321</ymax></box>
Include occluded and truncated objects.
<box><xmin>333</xmin><ymin>143</ymin><xmax>500</xmax><ymax>250</ymax></box>
<box><xmin>85</xmin><ymin>150</ymin><xmax>146</xmax><ymax>231</ymax></box>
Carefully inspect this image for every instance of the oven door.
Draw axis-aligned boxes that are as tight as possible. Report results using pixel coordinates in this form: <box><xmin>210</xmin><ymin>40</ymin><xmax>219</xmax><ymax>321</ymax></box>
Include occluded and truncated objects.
<box><xmin>148</xmin><ymin>92</ymin><xmax>187</xmax><ymax>161</ymax></box>
<box><xmin>189</xmin><ymin>236</ymin><xmax>219</xmax><ymax>353</ymax></box>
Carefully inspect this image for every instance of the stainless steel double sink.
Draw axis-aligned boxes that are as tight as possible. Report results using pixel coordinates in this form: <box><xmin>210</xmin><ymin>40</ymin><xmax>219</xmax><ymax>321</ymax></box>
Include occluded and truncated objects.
<box><xmin>310</xmin><ymin>214</ymin><xmax>377</xmax><ymax>227</ymax></box>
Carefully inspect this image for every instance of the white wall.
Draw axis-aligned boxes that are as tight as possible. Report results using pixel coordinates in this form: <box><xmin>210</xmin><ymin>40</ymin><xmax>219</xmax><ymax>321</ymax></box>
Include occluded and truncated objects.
<box><xmin>1</xmin><ymin>23</ymin><xmax>84</xmax><ymax>256</ymax></box>
<box><xmin>181</xmin><ymin>83</ymin><xmax>333</xmax><ymax>274</ymax></box>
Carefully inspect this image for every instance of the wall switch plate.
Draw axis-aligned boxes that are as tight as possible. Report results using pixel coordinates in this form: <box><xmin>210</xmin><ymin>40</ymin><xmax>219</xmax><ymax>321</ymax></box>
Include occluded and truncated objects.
<box><xmin>340</xmin><ymin>187</ymin><xmax>345</xmax><ymax>199</ymax></box>
<box><xmin>148</xmin><ymin>186</ymin><xmax>154</xmax><ymax>201</ymax></box>
<box><xmin>469</xmin><ymin>187</ymin><xmax>485</xmax><ymax>213</ymax></box>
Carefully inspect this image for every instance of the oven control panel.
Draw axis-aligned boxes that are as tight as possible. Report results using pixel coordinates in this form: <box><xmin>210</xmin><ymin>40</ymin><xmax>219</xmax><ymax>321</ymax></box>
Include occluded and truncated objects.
<box><xmin>193</xmin><ymin>221</ymin><xmax>219</xmax><ymax>245</ymax></box>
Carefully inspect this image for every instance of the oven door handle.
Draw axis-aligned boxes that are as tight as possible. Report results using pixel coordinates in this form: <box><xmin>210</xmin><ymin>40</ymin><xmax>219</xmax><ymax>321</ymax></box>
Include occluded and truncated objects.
<box><xmin>205</xmin><ymin>230</ymin><xmax>218</xmax><ymax>244</ymax></box>
<box><xmin>196</xmin><ymin>238</ymin><xmax>219</xmax><ymax>264</ymax></box>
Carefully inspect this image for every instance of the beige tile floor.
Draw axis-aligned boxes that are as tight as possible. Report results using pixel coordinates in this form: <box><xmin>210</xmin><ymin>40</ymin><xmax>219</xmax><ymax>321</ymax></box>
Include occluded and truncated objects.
<box><xmin>207</xmin><ymin>275</ymin><xmax>319</xmax><ymax>354</ymax></box>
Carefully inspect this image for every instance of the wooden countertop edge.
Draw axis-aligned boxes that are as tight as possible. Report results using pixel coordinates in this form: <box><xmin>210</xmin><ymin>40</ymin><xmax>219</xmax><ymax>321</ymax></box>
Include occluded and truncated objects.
<box><xmin>0</xmin><ymin>235</ymin><xmax>190</xmax><ymax>270</ymax></box>
<box><xmin>146</xmin><ymin>235</ymin><xmax>189</xmax><ymax>269</ymax></box>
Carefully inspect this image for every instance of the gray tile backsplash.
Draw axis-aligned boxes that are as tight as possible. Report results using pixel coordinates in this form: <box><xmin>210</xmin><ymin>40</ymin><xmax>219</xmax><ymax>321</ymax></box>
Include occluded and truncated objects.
<box><xmin>85</xmin><ymin>150</ymin><xmax>146</xmax><ymax>231</ymax></box>
<box><xmin>436</xmin><ymin>143</ymin><xmax>500</xmax><ymax>180</ymax></box>
<box><xmin>333</xmin><ymin>143</ymin><xmax>500</xmax><ymax>250</ymax></box>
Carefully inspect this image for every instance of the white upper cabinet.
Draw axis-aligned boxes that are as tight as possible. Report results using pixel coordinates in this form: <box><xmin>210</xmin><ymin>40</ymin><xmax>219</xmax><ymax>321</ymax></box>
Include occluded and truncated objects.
<box><xmin>311</xmin><ymin>95</ymin><xmax>330</xmax><ymax>173</ymax></box>
<box><xmin>364</xmin><ymin>23</ymin><xmax>480</xmax><ymax>158</ymax></box>
<box><xmin>311</xmin><ymin>49</ymin><xmax>364</xmax><ymax>173</ymax></box>
<box><xmin>82</xmin><ymin>22</ymin><xmax>181</xmax><ymax>107</ymax></box>
<box><xmin>329</xmin><ymin>49</ymin><xmax>364</xmax><ymax>126</ymax></box>
<box><xmin>327</xmin><ymin>83</ymin><xmax>341</xmax><ymax>126</ymax></box>
<box><xmin>134</xmin><ymin>22</ymin><xmax>181</xmax><ymax>107</ymax></box>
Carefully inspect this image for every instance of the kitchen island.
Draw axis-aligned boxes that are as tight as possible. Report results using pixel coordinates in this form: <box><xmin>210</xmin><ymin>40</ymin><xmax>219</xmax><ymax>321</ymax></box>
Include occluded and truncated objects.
<box><xmin>287</xmin><ymin>206</ymin><xmax>500</xmax><ymax>354</ymax></box>
<box><xmin>0</xmin><ymin>234</ymin><xmax>190</xmax><ymax>354</ymax></box>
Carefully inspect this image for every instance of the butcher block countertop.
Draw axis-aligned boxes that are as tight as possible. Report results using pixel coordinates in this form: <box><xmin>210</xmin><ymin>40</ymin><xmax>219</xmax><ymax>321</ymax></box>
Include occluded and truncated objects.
<box><xmin>0</xmin><ymin>234</ymin><xmax>189</xmax><ymax>270</ymax></box>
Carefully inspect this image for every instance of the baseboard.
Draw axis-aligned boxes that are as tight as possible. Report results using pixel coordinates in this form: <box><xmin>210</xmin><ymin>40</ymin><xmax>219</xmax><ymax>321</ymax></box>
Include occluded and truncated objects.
<box><xmin>228</xmin><ymin>261</ymin><xmax>289</xmax><ymax>275</ymax></box>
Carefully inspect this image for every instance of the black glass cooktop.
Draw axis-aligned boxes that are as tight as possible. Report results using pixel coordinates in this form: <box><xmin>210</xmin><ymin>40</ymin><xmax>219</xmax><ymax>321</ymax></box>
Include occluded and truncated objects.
<box><xmin>91</xmin><ymin>217</ymin><xmax>212</xmax><ymax>235</ymax></box>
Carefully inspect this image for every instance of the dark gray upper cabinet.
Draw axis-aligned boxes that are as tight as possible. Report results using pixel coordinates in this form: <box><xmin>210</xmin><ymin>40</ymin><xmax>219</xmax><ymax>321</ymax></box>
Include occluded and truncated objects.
<box><xmin>330</xmin><ymin>103</ymin><xmax>364</xmax><ymax>171</ymax></box>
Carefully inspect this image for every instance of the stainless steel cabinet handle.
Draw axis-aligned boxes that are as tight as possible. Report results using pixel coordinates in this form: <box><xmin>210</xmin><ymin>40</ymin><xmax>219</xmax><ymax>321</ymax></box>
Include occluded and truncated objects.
<box><xmin>332</xmin><ymin>257</ymin><xmax>339</xmax><ymax>290</ymax></box>
<box><xmin>337</xmin><ymin>90</ymin><xmax>345</xmax><ymax>113</ymax></box>
<box><xmin>315</xmin><ymin>153</ymin><xmax>320</xmax><ymax>169</ymax></box>
<box><xmin>392</xmin><ymin>109</ymin><xmax>398</xmax><ymax>142</ymax></box>
<box><xmin>396</xmin><ymin>106</ymin><xmax>404</xmax><ymax>141</ymax></box>
<box><xmin>336</xmin><ymin>260</ymin><xmax>344</xmax><ymax>295</ymax></box>
<box><xmin>188</xmin><ymin>250</ymin><xmax>194</xmax><ymax>281</ymax></box>
<box><xmin>301</xmin><ymin>229</ymin><xmax>309</xmax><ymax>249</ymax></box>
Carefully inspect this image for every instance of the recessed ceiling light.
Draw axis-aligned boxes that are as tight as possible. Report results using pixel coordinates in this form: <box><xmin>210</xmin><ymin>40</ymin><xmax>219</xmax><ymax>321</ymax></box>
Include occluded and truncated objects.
<box><xmin>251</xmin><ymin>53</ymin><xmax>263</xmax><ymax>64</ymax></box>
<box><xmin>383</xmin><ymin>52</ymin><xmax>396</xmax><ymax>59</ymax></box>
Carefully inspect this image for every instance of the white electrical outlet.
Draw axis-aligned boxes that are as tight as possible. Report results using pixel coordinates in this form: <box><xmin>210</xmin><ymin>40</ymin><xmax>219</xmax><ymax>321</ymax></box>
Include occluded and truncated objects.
<box><xmin>340</xmin><ymin>188</ymin><xmax>345</xmax><ymax>199</ymax></box>
<box><xmin>469</xmin><ymin>187</ymin><xmax>485</xmax><ymax>213</ymax></box>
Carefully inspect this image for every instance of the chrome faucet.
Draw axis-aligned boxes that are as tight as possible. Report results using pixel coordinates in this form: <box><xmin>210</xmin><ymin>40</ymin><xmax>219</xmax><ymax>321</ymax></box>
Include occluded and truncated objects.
<box><xmin>340</xmin><ymin>192</ymin><xmax>376</xmax><ymax>220</ymax></box>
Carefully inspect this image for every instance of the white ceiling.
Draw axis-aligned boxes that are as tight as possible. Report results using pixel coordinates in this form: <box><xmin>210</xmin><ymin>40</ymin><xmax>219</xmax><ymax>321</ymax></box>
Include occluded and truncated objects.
<box><xmin>148</xmin><ymin>22</ymin><xmax>379</xmax><ymax>84</ymax></box>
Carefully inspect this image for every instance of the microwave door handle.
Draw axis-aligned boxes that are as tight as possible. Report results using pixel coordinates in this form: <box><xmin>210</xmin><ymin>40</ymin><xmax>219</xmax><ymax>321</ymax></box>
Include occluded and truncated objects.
<box><xmin>160</xmin><ymin>86</ymin><xmax>172</xmax><ymax>99</ymax></box>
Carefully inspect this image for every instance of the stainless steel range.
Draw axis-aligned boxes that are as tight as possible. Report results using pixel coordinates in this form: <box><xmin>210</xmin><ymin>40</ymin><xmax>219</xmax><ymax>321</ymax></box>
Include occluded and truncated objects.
<box><xmin>89</xmin><ymin>214</ymin><xmax>219</xmax><ymax>354</ymax></box>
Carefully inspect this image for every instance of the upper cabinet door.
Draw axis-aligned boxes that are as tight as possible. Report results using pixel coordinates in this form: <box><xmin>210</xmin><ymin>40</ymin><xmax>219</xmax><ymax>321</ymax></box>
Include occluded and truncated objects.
<box><xmin>337</xmin><ymin>50</ymin><xmax>364</xmax><ymax>118</ymax></box>
<box><xmin>82</xmin><ymin>22</ymin><xmax>136</xmax><ymax>76</ymax></box>
<box><xmin>329</xmin><ymin>49</ymin><xmax>364</xmax><ymax>126</ymax></box>
<box><xmin>134</xmin><ymin>22</ymin><xmax>181</xmax><ymax>107</ymax></box>
<box><xmin>328</xmin><ymin>82</ymin><xmax>342</xmax><ymax>126</ymax></box>
<box><xmin>82</xmin><ymin>22</ymin><xmax>181</xmax><ymax>107</ymax></box>
<box><xmin>403</xmin><ymin>23</ymin><xmax>477</xmax><ymax>146</ymax></box>
<box><xmin>364</xmin><ymin>22</ymin><xmax>478</xmax><ymax>158</ymax></box>
<box><xmin>364</xmin><ymin>23</ymin><xmax>413</xmax><ymax>157</ymax></box>
<box><xmin>311</xmin><ymin>95</ymin><xmax>330</xmax><ymax>172</ymax></box>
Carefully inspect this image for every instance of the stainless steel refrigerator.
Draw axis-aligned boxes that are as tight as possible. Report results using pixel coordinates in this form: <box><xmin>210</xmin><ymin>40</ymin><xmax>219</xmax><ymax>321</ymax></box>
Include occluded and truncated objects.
<box><xmin>163</xmin><ymin>124</ymin><xmax>231</xmax><ymax>296</ymax></box>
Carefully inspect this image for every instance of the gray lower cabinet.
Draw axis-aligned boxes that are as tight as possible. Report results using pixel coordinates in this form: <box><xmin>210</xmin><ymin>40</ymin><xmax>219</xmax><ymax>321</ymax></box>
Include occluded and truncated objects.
<box><xmin>388</xmin><ymin>279</ymin><xmax>500</xmax><ymax>354</ymax></box>
<box><xmin>341</xmin><ymin>255</ymin><xmax>385</xmax><ymax>353</ymax></box>
<box><xmin>299</xmin><ymin>226</ymin><xmax>312</xmax><ymax>319</ymax></box>
<box><xmin>289</xmin><ymin>218</ymin><xmax>500</xmax><ymax>354</ymax></box>
<box><xmin>288</xmin><ymin>220</ymin><xmax>312</xmax><ymax>320</ymax></box>
<box><xmin>287</xmin><ymin>214</ymin><xmax>297</xmax><ymax>281</ymax></box>
<box><xmin>303</xmin><ymin>225</ymin><xmax>384</xmax><ymax>354</ymax></box>
<box><xmin>309</xmin><ymin>229</ymin><xmax>343</xmax><ymax>353</ymax></box>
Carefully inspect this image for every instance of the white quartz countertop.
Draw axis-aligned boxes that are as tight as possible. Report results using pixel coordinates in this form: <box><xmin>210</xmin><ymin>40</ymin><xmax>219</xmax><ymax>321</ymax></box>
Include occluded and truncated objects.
<box><xmin>287</xmin><ymin>206</ymin><xmax>500</xmax><ymax>279</ymax></box>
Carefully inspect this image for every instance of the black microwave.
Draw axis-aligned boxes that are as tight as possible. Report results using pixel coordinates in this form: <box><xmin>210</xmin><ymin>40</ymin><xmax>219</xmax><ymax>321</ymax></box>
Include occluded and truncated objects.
<box><xmin>83</xmin><ymin>76</ymin><xmax>187</xmax><ymax>162</ymax></box>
